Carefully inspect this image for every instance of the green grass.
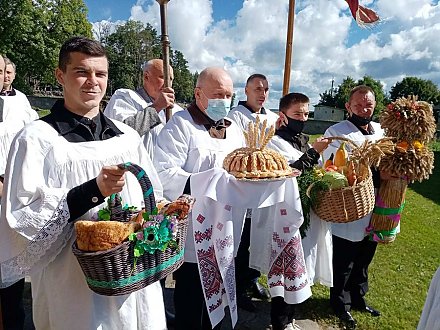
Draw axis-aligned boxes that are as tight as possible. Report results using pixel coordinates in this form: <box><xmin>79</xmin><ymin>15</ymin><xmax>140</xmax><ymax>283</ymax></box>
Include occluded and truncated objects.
<box><xmin>295</xmin><ymin>151</ymin><xmax>440</xmax><ymax>329</ymax></box>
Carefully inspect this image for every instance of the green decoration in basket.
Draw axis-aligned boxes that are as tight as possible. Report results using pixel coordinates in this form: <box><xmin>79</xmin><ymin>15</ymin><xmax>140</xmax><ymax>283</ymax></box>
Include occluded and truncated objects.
<box><xmin>129</xmin><ymin>211</ymin><xmax>179</xmax><ymax>257</ymax></box>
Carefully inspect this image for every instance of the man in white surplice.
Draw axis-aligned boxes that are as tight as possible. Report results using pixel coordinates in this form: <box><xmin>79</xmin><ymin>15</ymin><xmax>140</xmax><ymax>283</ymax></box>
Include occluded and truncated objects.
<box><xmin>0</xmin><ymin>37</ymin><xmax>167</xmax><ymax>330</ymax></box>
<box><xmin>226</xmin><ymin>73</ymin><xmax>278</xmax><ymax>311</ymax></box>
<box><xmin>104</xmin><ymin>59</ymin><xmax>182</xmax><ymax>160</ymax></box>
<box><xmin>323</xmin><ymin>85</ymin><xmax>384</xmax><ymax>328</ymax></box>
<box><xmin>0</xmin><ymin>54</ymin><xmax>38</xmax><ymax>330</ymax></box>
<box><xmin>154</xmin><ymin>67</ymin><xmax>245</xmax><ymax>329</ymax></box>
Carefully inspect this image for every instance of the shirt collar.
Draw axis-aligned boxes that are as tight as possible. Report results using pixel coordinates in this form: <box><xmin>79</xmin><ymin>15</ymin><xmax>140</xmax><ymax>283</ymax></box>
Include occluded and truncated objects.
<box><xmin>238</xmin><ymin>100</ymin><xmax>267</xmax><ymax>114</ymax></box>
<box><xmin>186</xmin><ymin>102</ymin><xmax>231</xmax><ymax>139</ymax></box>
<box><xmin>0</xmin><ymin>87</ymin><xmax>16</xmax><ymax>96</ymax></box>
<box><xmin>49</xmin><ymin>99</ymin><xmax>123</xmax><ymax>136</ymax></box>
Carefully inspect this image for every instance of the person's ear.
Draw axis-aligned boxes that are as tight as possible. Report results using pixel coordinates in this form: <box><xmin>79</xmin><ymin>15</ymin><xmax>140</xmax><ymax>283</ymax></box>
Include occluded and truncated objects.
<box><xmin>194</xmin><ymin>87</ymin><xmax>202</xmax><ymax>101</ymax></box>
<box><xmin>345</xmin><ymin>102</ymin><xmax>351</xmax><ymax>114</ymax></box>
<box><xmin>244</xmin><ymin>86</ymin><xmax>249</xmax><ymax>97</ymax></box>
<box><xmin>55</xmin><ymin>68</ymin><xmax>65</xmax><ymax>86</ymax></box>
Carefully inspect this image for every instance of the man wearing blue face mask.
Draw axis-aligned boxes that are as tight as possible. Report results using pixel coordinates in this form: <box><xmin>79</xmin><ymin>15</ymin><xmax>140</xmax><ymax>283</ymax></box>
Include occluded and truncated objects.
<box><xmin>154</xmin><ymin>67</ymin><xmax>245</xmax><ymax>330</ymax></box>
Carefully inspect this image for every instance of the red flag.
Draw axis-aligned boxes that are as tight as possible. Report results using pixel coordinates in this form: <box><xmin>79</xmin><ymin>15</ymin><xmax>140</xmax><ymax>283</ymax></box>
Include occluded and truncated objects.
<box><xmin>345</xmin><ymin>0</ymin><xmax>380</xmax><ymax>27</ymax></box>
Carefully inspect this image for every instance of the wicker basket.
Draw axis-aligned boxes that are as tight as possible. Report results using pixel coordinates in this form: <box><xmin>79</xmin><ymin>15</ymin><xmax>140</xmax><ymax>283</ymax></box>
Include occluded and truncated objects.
<box><xmin>72</xmin><ymin>162</ymin><xmax>188</xmax><ymax>296</ymax></box>
<box><xmin>311</xmin><ymin>165</ymin><xmax>375</xmax><ymax>223</ymax></box>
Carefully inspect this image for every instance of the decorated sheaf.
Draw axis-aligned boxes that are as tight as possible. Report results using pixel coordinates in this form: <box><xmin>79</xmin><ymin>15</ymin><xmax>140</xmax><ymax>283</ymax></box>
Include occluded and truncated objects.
<box><xmin>369</xmin><ymin>95</ymin><xmax>437</xmax><ymax>243</ymax></box>
<box><xmin>379</xmin><ymin>95</ymin><xmax>436</xmax><ymax>183</ymax></box>
<box><xmin>223</xmin><ymin>116</ymin><xmax>292</xmax><ymax>179</ymax></box>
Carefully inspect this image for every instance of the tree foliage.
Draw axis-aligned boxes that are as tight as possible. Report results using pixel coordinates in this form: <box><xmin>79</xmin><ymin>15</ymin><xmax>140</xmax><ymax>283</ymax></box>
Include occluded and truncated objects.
<box><xmin>0</xmin><ymin>0</ymin><xmax>92</xmax><ymax>93</ymax></box>
<box><xmin>105</xmin><ymin>20</ymin><xmax>196</xmax><ymax>103</ymax></box>
<box><xmin>318</xmin><ymin>75</ymin><xmax>387</xmax><ymax>116</ymax></box>
<box><xmin>390</xmin><ymin>77</ymin><xmax>440</xmax><ymax>105</ymax></box>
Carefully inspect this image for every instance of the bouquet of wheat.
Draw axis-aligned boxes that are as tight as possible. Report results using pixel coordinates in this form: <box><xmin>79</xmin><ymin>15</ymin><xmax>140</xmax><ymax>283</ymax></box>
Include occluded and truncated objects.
<box><xmin>369</xmin><ymin>96</ymin><xmax>437</xmax><ymax>243</ymax></box>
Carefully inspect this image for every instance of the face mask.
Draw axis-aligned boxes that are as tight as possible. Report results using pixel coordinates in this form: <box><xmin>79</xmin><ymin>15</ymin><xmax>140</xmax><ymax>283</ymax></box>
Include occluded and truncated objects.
<box><xmin>350</xmin><ymin>113</ymin><xmax>372</xmax><ymax>126</ymax></box>
<box><xmin>285</xmin><ymin>116</ymin><xmax>305</xmax><ymax>135</ymax></box>
<box><xmin>206</xmin><ymin>98</ymin><xmax>231</xmax><ymax>122</ymax></box>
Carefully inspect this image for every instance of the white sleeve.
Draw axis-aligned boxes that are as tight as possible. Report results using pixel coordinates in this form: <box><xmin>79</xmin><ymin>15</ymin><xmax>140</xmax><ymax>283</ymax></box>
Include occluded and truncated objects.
<box><xmin>104</xmin><ymin>90</ymin><xmax>146</xmax><ymax>122</ymax></box>
<box><xmin>153</xmin><ymin>116</ymin><xmax>192</xmax><ymax>201</ymax></box>
<box><xmin>0</xmin><ymin>134</ymin><xmax>71</xmax><ymax>284</ymax></box>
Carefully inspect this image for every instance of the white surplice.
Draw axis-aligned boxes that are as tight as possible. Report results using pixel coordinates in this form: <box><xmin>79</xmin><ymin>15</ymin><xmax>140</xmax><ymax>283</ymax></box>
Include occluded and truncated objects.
<box><xmin>227</xmin><ymin>103</ymin><xmax>279</xmax><ymax>132</ymax></box>
<box><xmin>0</xmin><ymin>119</ymin><xmax>166</xmax><ymax>330</ymax></box>
<box><xmin>0</xmin><ymin>94</ymin><xmax>38</xmax><ymax>175</ymax></box>
<box><xmin>417</xmin><ymin>266</ymin><xmax>440</xmax><ymax>330</ymax></box>
<box><xmin>104</xmin><ymin>88</ymin><xmax>182</xmax><ymax>160</ymax></box>
<box><xmin>323</xmin><ymin>120</ymin><xmax>384</xmax><ymax>242</ymax></box>
<box><xmin>268</xmin><ymin>135</ymin><xmax>333</xmax><ymax>287</ymax></box>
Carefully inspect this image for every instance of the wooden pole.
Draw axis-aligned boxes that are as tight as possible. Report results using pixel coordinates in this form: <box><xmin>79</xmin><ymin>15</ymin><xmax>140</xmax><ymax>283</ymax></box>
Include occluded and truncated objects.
<box><xmin>157</xmin><ymin>0</ymin><xmax>172</xmax><ymax>122</ymax></box>
<box><xmin>282</xmin><ymin>0</ymin><xmax>296</xmax><ymax>96</ymax></box>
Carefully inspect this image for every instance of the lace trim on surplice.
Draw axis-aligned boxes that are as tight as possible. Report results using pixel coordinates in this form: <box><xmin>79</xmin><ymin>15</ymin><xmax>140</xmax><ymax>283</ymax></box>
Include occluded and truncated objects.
<box><xmin>0</xmin><ymin>197</ymin><xmax>72</xmax><ymax>286</ymax></box>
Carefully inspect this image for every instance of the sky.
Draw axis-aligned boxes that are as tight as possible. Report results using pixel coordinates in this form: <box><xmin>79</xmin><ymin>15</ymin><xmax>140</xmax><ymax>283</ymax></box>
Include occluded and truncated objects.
<box><xmin>84</xmin><ymin>0</ymin><xmax>440</xmax><ymax>109</ymax></box>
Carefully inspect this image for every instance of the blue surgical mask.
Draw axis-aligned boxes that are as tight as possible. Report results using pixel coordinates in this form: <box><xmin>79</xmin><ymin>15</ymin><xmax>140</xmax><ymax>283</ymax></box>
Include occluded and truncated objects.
<box><xmin>206</xmin><ymin>99</ymin><xmax>231</xmax><ymax>122</ymax></box>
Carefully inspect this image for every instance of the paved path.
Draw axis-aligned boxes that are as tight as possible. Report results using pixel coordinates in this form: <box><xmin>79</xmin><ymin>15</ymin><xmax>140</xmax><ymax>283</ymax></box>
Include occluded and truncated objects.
<box><xmin>24</xmin><ymin>279</ymin><xmax>338</xmax><ymax>330</ymax></box>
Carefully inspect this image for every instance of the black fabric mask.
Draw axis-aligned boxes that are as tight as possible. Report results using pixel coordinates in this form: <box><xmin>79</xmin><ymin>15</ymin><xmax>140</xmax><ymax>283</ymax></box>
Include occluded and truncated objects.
<box><xmin>349</xmin><ymin>113</ymin><xmax>372</xmax><ymax>126</ymax></box>
<box><xmin>286</xmin><ymin>116</ymin><xmax>305</xmax><ymax>135</ymax></box>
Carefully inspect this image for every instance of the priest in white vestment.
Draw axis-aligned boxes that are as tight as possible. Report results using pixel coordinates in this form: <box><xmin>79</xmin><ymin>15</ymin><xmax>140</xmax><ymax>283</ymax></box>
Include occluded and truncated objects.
<box><xmin>104</xmin><ymin>59</ymin><xmax>182</xmax><ymax>160</ymax></box>
<box><xmin>323</xmin><ymin>85</ymin><xmax>384</xmax><ymax>328</ymax></box>
<box><xmin>154</xmin><ymin>67</ymin><xmax>245</xmax><ymax>330</ymax></box>
<box><xmin>0</xmin><ymin>37</ymin><xmax>166</xmax><ymax>330</ymax></box>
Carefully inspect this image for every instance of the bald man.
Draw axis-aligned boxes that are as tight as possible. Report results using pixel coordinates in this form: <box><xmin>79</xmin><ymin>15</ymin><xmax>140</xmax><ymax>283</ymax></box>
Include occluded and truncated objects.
<box><xmin>154</xmin><ymin>67</ymin><xmax>245</xmax><ymax>330</ymax></box>
<box><xmin>105</xmin><ymin>59</ymin><xmax>182</xmax><ymax>160</ymax></box>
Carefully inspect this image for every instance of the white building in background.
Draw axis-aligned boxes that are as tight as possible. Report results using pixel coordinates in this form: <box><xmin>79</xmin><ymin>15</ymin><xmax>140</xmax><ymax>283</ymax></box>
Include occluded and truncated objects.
<box><xmin>313</xmin><ymin>105</ymin><xmax>345</xmax><ymax>121</ymax></box>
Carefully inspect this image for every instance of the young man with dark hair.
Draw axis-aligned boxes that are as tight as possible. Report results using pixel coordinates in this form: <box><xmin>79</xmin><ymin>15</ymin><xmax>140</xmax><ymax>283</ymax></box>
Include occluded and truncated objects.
<box><xmin>0</xmin><ymin>37</ymin><xmax>167</xmax><ymax>329</ymax></box>
<box><xmin>266</xmin><ymin>92</ymin><xmax>330</xmax><ymax>330</ymax></box>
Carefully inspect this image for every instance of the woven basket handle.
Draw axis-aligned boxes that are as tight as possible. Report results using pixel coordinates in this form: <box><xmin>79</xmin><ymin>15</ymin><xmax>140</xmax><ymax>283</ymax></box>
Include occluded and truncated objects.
<box><xmin>109</xmin><ymin>162</ymin><xmax>156</xmax><ymax>221</ymax></box>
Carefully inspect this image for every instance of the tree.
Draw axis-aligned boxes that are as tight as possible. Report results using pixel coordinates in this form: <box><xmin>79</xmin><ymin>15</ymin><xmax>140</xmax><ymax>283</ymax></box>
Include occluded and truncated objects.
<box><xmin>105</xmin><ymin>20</ymin><xmax>196</xmax><ymax>103</ymax></box>
<box><xmin>170</xmin><ymin>50</ymin><xmax>195</xmax><ymax>103</ymax></box>
<box><xmin>105</xmin><ymin>21</ymin><xmax>162</xmax><ymax>92</ymax></box>
<box><xmin>390</xmin><ymin>77</ymin><xmax>440</xmax><ymax>105</ymax></box>
<box><xmin>0</xmin><ymin>0</ymin><xmax>92</xmax><ymax>93</ymax></box>
<box><xmin>334</xmin><ymin>76</ymin><xmax>356</xmax><ymax>110</ymax></box>
<box><xmin>318</xmin><ymin>75</ymin><xmax>387</xmax><ymax>117</ymax></box>
<box><xmin>317</xmin><ymin>89</ymin><xmax>337</xmax><ymax>107</ymax></box>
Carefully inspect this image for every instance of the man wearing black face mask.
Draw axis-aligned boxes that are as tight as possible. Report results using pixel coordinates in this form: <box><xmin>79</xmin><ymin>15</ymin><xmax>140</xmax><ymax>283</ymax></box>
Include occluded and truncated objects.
<box><xmin>267</xmin><ymin>92</ymin><xmax>330</xmax><ymax>330</ymax></box>
<box><xmin>323</xmin><ymin>85</ymin><xmax>384</xmax><ymax>329</ymax></box>
<box><xmin>274</xmin><ymin>93</ymin><xmax>330</xmax><ymax>171</ymax></box>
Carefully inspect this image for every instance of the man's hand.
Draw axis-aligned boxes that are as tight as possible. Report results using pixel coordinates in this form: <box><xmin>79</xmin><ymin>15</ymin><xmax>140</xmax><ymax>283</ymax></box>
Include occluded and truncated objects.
<box><xmin>312</xmin><ymin>137</ymin><xmax>330</xmax><ymax>153</ymax></box>
<box><xmin>275</xmin><ymin>112</ymin><xmax>288</xmax><ymax>130</ymax></box>
<box><xmin>96</xmin><ymin>166</ymin><xmax>126</xmax><ymax>197</ymax></box>
<box><xmin>151</xmin><ymin>87</ymin><xmax>175</xmax><ymax>112</ymax></box>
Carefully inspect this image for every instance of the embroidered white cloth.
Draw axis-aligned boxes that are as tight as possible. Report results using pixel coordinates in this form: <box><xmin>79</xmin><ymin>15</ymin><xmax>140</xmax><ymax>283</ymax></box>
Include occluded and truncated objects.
<box><xmin>189</xmin><ymin>168</ymin><xmax>310</xmax><ymax>328</ymax></box>
<box><xmin>0</xmin><ymin>119</ymin><xmax>166</xmax><ymax>329</ymax></box>
<box><xmin>269</xmin><ymin>135</ymin><xmax>333</xmax><ymax>287</ymax></box>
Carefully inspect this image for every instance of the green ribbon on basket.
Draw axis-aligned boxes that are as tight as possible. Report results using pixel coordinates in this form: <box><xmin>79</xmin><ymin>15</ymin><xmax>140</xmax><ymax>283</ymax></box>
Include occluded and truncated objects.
<box><xmin>86</xmin><ymin>248</ymin><xmax>184</xmax><ymax>289</ymax></box>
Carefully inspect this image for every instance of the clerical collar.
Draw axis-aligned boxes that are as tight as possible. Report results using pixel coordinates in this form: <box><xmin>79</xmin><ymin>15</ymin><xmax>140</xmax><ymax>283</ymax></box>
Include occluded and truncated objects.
<box><xmin>41</xmin><ymin>99</ymin><xmax>123</xmax><ymax>142</ymax></box>
<box><xmin>186</xmin><ymin>102</ymin><xmax>231</xmax><ymax>139</ymax></box>
<box><xmin>238</xmin><ymin>100</ymin><xmax>267</xmax><ymax>114</ymax></box>
<box><xmin>0</xmin><ymin>87</ymin><xmax>16</xmax><ymax>96</ymax></box>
